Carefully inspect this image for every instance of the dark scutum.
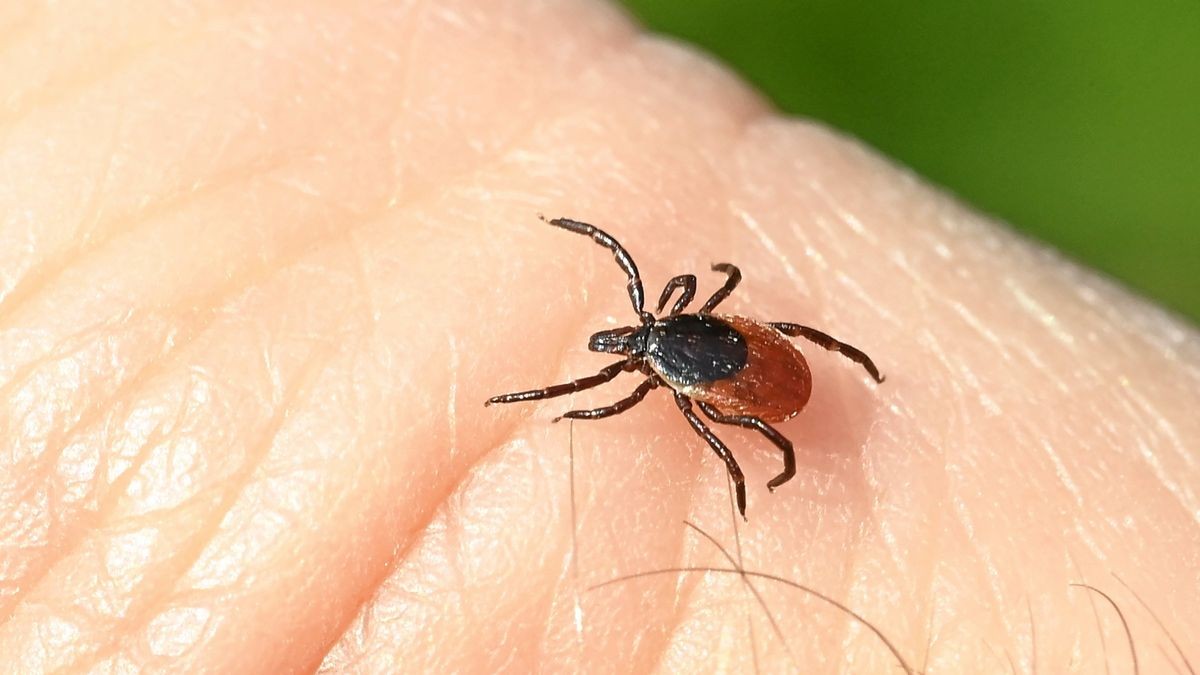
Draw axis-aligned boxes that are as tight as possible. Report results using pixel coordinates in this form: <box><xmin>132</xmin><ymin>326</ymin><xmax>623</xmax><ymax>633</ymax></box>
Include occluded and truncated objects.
<box><xmin>647</xmin><ymin>315</ymin><xmax>748</xmax><ymax>386</ymax></box>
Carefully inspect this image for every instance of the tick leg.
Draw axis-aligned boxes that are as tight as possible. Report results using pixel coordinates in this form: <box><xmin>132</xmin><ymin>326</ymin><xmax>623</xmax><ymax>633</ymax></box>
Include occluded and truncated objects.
<box><xmin>541</xmin><ymin>216</ymin><xmax>654</xmax><ymax>323</ymax></box>
<box><xmin>698</xmin><ymin>402</ymin><xmax>795</xmax><ymax>493</ymax></box>
<box><xmin>771</xmin><ymin>322</ymin><xmax>885</xmax><ymax>383</ymax></box>
<box><xmin>485</xmin><ymin>360</ymin><xmax>629</xmax><ymax>406</ymax></box>
<box><xmin>674</xmin><ymin>392</ymin><xmax>747</xmax><ymax>519</ymax></box>
<box><xmin>656</xmin><ymin>274</ymin><xmax>697</xmax><ymax>315</ymax></box>
<box><xmin>553</xmin><ymin>377</ymin><xmax>659</xmax><ymax>422</ymax></box>
<box><xmin>698</xmin><ymin>263</ymin><xmax>742</xmax><ymax>313</ymax></box>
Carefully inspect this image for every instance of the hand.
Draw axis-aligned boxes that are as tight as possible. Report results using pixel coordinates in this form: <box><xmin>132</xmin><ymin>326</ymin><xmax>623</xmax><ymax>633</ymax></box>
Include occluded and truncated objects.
<box><xmin>1</xmin><ymin>1</ymin><xmax>1195</xmax><ymax>672</ymax></box>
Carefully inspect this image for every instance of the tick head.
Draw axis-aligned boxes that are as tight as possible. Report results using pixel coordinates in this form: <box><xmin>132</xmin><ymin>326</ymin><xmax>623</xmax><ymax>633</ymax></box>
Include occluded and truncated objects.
<box><xmin>587</xmin><ymin>325</ymin><xmax>647</xmax><ymax>357</ymax></box>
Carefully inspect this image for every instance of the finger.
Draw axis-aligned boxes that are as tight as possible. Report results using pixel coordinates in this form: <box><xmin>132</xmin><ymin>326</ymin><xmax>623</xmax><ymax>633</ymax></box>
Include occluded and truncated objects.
<box><xmin>2</xmin><ymin>0</ymin><xmax>1197</xmax><ymax>673</ymax></box>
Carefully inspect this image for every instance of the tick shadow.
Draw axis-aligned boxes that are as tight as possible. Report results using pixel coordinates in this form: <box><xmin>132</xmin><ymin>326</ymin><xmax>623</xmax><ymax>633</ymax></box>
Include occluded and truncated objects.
<box><xmin>744</xmin><ymin>352</ymin><xmax>886</xmax><ymax>517</ymax></box>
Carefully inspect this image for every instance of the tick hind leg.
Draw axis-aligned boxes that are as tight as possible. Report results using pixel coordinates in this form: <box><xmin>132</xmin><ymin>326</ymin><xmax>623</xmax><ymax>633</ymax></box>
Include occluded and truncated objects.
<box><xmin>698</xmin><ymin>402</ymin><xmax>796</xmax><ymax>493</ymax></box>
<box><xmin>698</xmin><ymin>263</ymin><xmax>742</xmax><ymax>313</ymax></box>
<box><xmin>485</xmin><ymin>360</ymin><xmax>629</xmax><ymax>406</ymax></box>
<box><xmin>553</xmin><ymin>377</ymin><xmax>659</xmax><ymax>422</ymax></box>
<box><xmin>771</xmin><ymin>322</ymin><xmax>885</xmax><ymax>383</ymax></box>
<box><xmin>674</xmin><ymin>392</ymin><xmax>748</xmax><ymax>519</ymax></box>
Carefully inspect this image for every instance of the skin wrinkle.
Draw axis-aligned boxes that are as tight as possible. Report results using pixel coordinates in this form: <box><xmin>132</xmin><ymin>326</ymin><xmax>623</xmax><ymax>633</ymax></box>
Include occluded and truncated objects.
<box><xmin>535</xmin><ymin>520</ymin><xmax>580</xmax><ymax>664</ymax></box>
<box><xmin>321</xmin><ymin>523</ymin><xmax>439</xmax><ymax>674</ymax></box>
<box><xmin>0</xmin><ymin>307</ymin><xmax>159</xmax><ymax>415</ymax></box>
<box><xmin>0</xmin><ymin>318</ymin><xmax>182</xmax><ymax>610</ymax></box>
<box><xmin>307</xmin><ymin>240</ymin><xmax>657</xmax><ymax>668</ymax></box>
<box><xmin>87</xmin><ymin>334</ymin><xmax>346</xmax><ymax>671</ymax></box>
<box><xmin>948</xmin><ymin>463</ymin><xmax>1010</xmax><ymax>653</ymax></box>
<box><xmin>730</xmin><ymin>208</ymin><xmax>811</xmax><ymax>299</ymax></box>
<box><xmin>919</xmin><ymin>608</ymin><xmax>938</xmax><ymax>674</ymax></box>
<box><xmin>0</xmin><ymin>149</ymin><xmax>302</xmax><ymax>327</ymax></box>
<box><xmin>3</xmin><ymin>325</ymin><xmax>341</xmax><ymax>671</ymax></box>
<box><xmin>1120</xmin><ymin>388</ymin><xmax>1199</xmax><ymax>524</ymax></box>
<box><xmin>0</xmin><ymin>201</ymin><xmax>393</xmax><ymax>648</ymax></box>
<box><xmin>1</xmin><ymin>14</ymin><xmax>651</xmax><ymax>625</ymax></box>
<box><xmin>639</xmin><ymin>558</ymin><xmax>702</xmax><ymax>674</ymax></box>
<box><xmin>70</xmin><ymin>99</ymin><xmax>126</xmax><ymax>260</ymax></box>
<box><xmin>0</xmin><ymin>182</ymin><xmax>368</xmax><ymax>616</ymax></box>
<box><xmin>1127</xmin><ymin>385</ymin><xmax>1196</xmax><ymax>471</ymax></box>
<box><xmin>887</xmin><ymin>392</ymin><xmax>950</xmax><ymax>661</ymax></box>
<box><xmin>687</xmin><ymin>520</ymin><xmax>798</xmax><ymax>670</ymax></box>
<box><xmin>637</xmin><ymin>432</ymin><xmax>720</xmax><ymax>673</ymax></box>
<box><xmin>0</xmin><ymin>2</ymin><xmax>272</xmax><ymax>131</ymax></box>
<box><xmin>453</xmin><ymin>448</ymin><xmax>550</xmax><ymax>672</ymax></box>
<box><xmin>1</xmin><ymin>9</ymin><xmax>412</xmax><ymax>307</ymax></box>
<box><xmin>1108</xmin><ymin>392</ymin><xmax>1194</xmax><ymax>524</ymax></box>
<box><xmin>0</xmin><ymin>17</ymin><xmax>197</xmax><ymax>135</ymax></box>
<box><xmin>299</xmin><ymin>467</ymin><xmax>454</xmax><ymax>671</ymax></box>
<box><xmin>11</xmin><ymin>177</ymin><xmax>318</xmax><ymax>419</ymax></box>
<box><xmin>17</xmin><ymin>372</ymin><xmax>200</xmax><ymax>615</ymax></box>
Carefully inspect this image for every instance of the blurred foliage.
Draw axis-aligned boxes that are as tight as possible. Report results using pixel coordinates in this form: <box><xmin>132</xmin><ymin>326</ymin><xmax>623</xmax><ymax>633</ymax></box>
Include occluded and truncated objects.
<box><xmin>620</xmin><ymin>0</ymin><xmax>1199</xmax><ymax>322</ymax></box>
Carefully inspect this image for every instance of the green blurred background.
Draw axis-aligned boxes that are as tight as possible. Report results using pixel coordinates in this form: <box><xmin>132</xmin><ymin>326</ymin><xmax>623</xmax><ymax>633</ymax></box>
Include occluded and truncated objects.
<box><xmin>619</xmin><ymin>1</ymin><xmax>1199</xmax><ymax>323</ymax></box>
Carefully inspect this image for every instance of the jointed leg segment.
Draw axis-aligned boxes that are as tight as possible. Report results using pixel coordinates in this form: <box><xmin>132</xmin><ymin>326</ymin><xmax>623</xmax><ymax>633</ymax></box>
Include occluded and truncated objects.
<box><xmin>656</xmin><ymin>274</ymin><xmax>697</xmax><ymax>315</ymax></box>
<box><xmin>675</xmin><ymin>392</ymin><xmax>748</xmax><ymax>518</ymax></box>
<box><xmin>485</xmin><ymin>360</ymin><xmax>630</xmax><ymax>406</ymax></box>
<box><xmin>554</xmin><ymin>377</ymin><xmax>660</xmax><ymax>422</ymax></box>
<box><xmin>699</xmin><ymin>263</ymin><xmax>742</xmax><ymax>313</ymax></box>
<box><xmin>771</xmin><ymin>322</ymin><xmax>885</xmax><ymax>383</ymax></box>
<box><xmin>543</xmin><ymin>216</ymin><xmax>654</xmax><ymax>323</ymax></box>
<box><xmin>698</xmin><ymin>402</ymin><xmax>796</xmax><ymax>491</ymax></box>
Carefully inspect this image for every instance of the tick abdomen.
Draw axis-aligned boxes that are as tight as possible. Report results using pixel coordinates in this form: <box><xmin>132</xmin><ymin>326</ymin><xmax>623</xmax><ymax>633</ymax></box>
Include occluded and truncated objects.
<box><xmin>654</xmin><ymin>315</ymin><xmax>812</xmax><ymax>422</ymax></box>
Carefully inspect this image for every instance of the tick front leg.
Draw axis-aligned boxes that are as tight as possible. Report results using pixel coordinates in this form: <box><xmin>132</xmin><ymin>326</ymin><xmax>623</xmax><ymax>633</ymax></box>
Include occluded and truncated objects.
<box><xmin>698</xmin><ymin>402</ymin><xmax>795</xmax><ymax>492</ymax></box>
<box><xmin>485</xmin><ymin>360</ymin><xmax>629</xmax><ymax>406</ymax></box>
<box><xmin>656</xmin><ymin>274</ymin><xmax>697</xmax><ymax>315</ymax></box>
<box><xmin>541</xmin><ymin>216</ymin><xmax>654</xmax><ymax>323</ymax></box>
<box><xmin>771</xmin><ymin>322</ymin><xmax>885</xmax><ymax>383</ymax></box>
<box><xmin>698</xmin><ymin>263</ymin><xmax>742</xmax><ymax>313</ymax></box>
<box><xmin>553</xmin><ymin>377</ymin><xmax>659</xmax><ymax>422</ymax></box>
<box><xmin>674</xmin><ymin>392</ymin><xmax>747</xmax><ymax>519</ymax></box>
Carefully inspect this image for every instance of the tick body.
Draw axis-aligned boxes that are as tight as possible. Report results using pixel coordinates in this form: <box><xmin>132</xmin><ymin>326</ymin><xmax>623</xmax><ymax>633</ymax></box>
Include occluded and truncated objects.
<box><xmin>650</xmin><ymin>314</ymin><xmax>812</xmax><ymax>422</ymax></box>
<box><xmin>486</xmin><ymin>217</ymin><xmax>884</xmax><ymax>517</ymax></box>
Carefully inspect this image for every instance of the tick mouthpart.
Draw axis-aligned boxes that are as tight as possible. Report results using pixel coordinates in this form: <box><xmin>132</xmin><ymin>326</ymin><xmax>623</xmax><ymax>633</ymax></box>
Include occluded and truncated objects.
<box><xmin>587</xmin><ymin>326</ymin><xmax>637</xmax><ymax>355</ymax></box>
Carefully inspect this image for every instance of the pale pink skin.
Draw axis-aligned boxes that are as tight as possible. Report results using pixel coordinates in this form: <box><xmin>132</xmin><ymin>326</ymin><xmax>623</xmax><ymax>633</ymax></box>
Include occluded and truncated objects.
<box><xmin>0</xmin><ymin>1</ymin><xmax>1197</xmax><ymax>673</ymax></box>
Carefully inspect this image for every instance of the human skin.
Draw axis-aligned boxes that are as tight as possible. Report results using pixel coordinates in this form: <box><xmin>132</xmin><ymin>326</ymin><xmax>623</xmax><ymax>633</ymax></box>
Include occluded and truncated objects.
<box><xmin>0</xmin><ymin>1</ymin><xmax>1197</xmax><ymax>673</ymax></box>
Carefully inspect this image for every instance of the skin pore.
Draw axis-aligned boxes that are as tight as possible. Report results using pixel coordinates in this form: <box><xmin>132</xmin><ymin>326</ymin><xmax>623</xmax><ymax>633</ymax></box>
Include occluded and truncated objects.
<box><xmin>0</xmin><ymin>0</ymin><xmax>1197</xmax><ymax>672</ymax></box>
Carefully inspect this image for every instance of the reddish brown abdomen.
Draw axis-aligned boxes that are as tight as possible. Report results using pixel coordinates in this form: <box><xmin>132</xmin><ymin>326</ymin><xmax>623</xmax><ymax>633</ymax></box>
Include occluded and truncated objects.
<box><xmin>681</xmin><ymin>316</ymin><xmax>811</xmax><ymax>422</ymax></box>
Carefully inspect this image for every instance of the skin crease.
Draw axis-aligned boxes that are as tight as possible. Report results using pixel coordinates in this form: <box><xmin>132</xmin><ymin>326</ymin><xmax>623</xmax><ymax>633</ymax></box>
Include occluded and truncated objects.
<box><xmin>0</xmin><ymin>0</ymin><xmax>1197</xmax><ymax>673</ymax></box>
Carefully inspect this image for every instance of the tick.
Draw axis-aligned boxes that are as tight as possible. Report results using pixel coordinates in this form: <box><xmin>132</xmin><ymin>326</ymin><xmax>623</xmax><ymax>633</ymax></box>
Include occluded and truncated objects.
<box><xmin>485</xmin><ymin>217</ymin><xmax>884</xmax><ymax>517</ymax></box>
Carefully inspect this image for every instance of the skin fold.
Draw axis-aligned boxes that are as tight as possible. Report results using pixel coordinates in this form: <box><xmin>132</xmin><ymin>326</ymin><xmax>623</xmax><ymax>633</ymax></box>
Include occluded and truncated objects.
<box><xmin>0</xmin><ymin>1</ymin><xmax>1197</xmax><ymax>672</ymax></box>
